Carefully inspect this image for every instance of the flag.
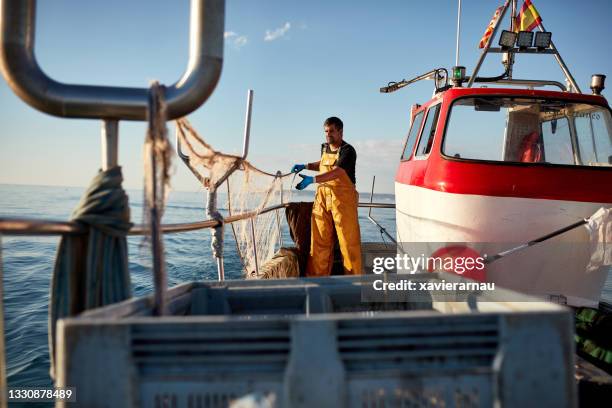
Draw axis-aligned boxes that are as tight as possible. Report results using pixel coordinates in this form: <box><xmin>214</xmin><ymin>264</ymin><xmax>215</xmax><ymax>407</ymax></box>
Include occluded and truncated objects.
<box><xmin>515</xmin><ymin>0</ymin><xmax>542</xmax><ymax>32</ymax></box>
<box><xmin>479</xmin><ymin>6</ymin><xmax>504</xmax><ymax>49</ymax></box>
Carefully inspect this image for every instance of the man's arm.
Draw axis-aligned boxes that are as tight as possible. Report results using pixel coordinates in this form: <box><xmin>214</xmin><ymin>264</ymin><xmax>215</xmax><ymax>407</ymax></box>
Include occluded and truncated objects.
<box><xmin>306</xmin><ymin>161</ymin><xmax>320</xmax><ymax>171</ymax></box>
<box><xmin>314</xmin><ymin>166</ymin><xmax>346</xmax><ymax>183</ymax></box>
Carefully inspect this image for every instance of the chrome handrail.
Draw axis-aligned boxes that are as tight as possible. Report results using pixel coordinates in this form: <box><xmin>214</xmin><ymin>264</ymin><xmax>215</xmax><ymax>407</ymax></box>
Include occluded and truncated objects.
<box><xmin>0</xmin><ymin>0</ymin><xmax>225</xmax><ymax>120</ymax></box>
<box><xmin>476</xmin><ymin>78</ymin><xmax>567</xmax><ymax>91</ymax></box>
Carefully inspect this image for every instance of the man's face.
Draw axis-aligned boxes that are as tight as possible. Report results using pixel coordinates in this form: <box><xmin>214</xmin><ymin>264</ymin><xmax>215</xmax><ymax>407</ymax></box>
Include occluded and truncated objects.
<box><xmin>324</xmin><ymin>124</ymin><xmax>343</xmax><ymax>146</ymax></box>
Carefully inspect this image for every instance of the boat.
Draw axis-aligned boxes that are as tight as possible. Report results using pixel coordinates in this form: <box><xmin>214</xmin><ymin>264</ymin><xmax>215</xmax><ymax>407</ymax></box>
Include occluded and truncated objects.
<box><xmin>383</xmin><ymin>3</ymin><xmax>611</xmax><ymax>308</ymax></box>
<box><xmin>0</xmin><ymin>0</ymin><xmax>610</xmax><ymax>407</ymax></box>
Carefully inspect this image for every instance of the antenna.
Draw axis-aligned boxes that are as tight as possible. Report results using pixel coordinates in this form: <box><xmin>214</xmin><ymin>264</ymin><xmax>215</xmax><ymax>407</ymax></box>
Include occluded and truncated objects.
<box><xmin>455</xmin><ymin>0</ymin><xmax>462</xmax><ymax>67</ymax></box>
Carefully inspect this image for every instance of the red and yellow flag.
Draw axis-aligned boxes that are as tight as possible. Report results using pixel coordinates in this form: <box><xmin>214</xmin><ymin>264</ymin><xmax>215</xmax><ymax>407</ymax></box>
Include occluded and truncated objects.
<box><xmin>515</xmin><ymin>0</ymin><xmax>542</xmax><ymax>32</ymax></box>
<box><xmin>478</xmin><ymin>6</ymin><xmax>504</xmax><ymax>49</ymax></box>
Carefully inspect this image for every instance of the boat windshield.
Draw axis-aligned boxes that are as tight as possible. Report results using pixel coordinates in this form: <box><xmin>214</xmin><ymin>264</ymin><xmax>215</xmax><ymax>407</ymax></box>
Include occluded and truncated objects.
<box><xmin>442</xmin><ymin>97</ymin><xmax>612</xmax><ymax>167</ymax></box>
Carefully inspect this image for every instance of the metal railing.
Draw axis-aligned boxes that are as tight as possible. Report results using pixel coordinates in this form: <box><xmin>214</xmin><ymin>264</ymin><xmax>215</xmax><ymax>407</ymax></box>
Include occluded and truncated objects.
<box><xmin>0</xmin><ymin>201</ymin><xmax>394</xmax><ymax>237</ymax></box>
<box><xmin>0</xmin><ymin>201</ymin><xmax>396</xmax><ymax>274</ymax></box>
<box><xmin>0</xmin><ymin>0</ymin><xmax>225</xmax><ymax>121</ymax></box>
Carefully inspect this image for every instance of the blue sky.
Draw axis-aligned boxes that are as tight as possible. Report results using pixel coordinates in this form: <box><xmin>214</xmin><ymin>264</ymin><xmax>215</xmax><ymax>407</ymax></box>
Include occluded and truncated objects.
<box><xmin>0</xmin><ymin>0</ymin><xmax>610</xmax><ymax>194</ymax></box>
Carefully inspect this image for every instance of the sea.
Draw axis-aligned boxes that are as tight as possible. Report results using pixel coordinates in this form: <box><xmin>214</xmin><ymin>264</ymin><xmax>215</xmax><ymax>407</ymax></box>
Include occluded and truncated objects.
<box><xmin>0</xmin><ymin>183</ymin><xmax>610</xmax><ymax>396</ymax></box>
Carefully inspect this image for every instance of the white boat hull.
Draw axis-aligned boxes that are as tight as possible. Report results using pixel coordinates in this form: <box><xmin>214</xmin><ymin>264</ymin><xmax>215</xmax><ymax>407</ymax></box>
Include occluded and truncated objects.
<box><xmin>395</xmin><ymin>182</ymin><xmax>610</xmax><ymax>307</ymax></box>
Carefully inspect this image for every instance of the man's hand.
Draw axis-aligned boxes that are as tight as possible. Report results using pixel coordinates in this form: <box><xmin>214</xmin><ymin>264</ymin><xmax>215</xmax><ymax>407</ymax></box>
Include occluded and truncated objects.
<box><xmin>291</xmin><ymin>164</ymin><xmax>306</xmax><ymax>173</ymax></box>
<box><xmin>295</xmin><ymin>174</ymin><xmax>314</xmax><ymax>190</ymax></box>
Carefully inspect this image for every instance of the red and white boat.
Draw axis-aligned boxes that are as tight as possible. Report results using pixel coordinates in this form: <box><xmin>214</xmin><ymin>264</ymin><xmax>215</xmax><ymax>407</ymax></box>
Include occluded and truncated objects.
<box><xmin>385</xmin><ymin>1</ymin><xmax>611</xmax><ymax>307</ymax></box>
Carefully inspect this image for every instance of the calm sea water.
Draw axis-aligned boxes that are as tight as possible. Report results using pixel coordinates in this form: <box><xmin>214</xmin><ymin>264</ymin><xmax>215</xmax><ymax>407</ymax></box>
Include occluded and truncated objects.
<box><xmin>0</xmin><ymin>183</ymin><xmax>610</xmax><ymax>392</ymax></box>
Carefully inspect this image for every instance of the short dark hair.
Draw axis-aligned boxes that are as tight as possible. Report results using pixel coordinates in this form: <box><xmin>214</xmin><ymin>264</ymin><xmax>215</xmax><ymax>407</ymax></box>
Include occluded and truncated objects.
<box><xmin>324</xmin><ymin>116</ymin><xmax>343</xmax><ymax>130</ymax></box>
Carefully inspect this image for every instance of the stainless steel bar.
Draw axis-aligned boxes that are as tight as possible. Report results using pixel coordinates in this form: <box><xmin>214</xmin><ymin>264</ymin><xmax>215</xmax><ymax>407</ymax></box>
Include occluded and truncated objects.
<box><xmin>537</xmin><ymin>23</ymin><xmax>581</xmax><ymax>93</ymax></box>
<box><xmin>0</xmin><ymin>0</ymin><xmax>225</xmax><ymax>120</ymax></box>
<box><xmin>478</xmin><ymin>78</ymin><xmax>566</xmax><ymax>91</ymax></box>
<box><xmin>101</xmin><ymin>119</ymin><xmax>118</xmax><ymax>170</ymax></box>
<box><xmin>368</xmin><ymin>176</ymin><xmax>376</xmax><ymax>218</ymax></box>
<box><xmin>467</xmin><ymin>0</ymin><xmax>510</xmax><ymax>88</ymax></box>
<box><xmin>366</xmin><ymin>176</ymin><xmax>397</xmax><ymax>245</ymax></box>
<box><xmin>216</xmin><ymin>257</ymin><xmax>225</xmax><ymax>281</ymax></box>
<box><xmin>358</xmin><ymin>202</ymin><xmax>395</xmax><ymax>209</ymax></box>
<box><xmin>242</xmin><ymin>90</ymin><xmax>253</xmax><ymax>159</ymax></box>
<box><xmin>211</xmin><ymin>89</ymin><xmax>254</xmax><ymax>189</ymax></box>
<box><xmin>249</xmin><ymin>217</ymin><xmax>259</xmax><ymax>275</ymax></box>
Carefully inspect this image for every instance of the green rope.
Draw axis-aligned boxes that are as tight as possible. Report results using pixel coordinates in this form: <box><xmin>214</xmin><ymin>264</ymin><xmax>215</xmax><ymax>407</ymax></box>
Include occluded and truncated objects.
<box><xmin>49</xmin><ymin>166</ymin><xmax>133</xmax><ymax>378</ymax></box>
<box><xmin>575</xmin><ymin>307</ymin><xmax>612</xmax><ymax>370</ymax></box>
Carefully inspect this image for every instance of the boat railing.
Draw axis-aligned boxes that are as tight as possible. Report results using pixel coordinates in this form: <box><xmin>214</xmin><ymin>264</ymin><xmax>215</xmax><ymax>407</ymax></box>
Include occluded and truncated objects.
<box><xmin>0</xmin><ymin>200</ymin><xmax>395</xmax><ymax>286</ymax></box>
<box><xmin>0</xmin><ymin>201</ymin><xmax>394</xmax><ymax>237</ymax></box>
<box><xmin>0</xmin><ymin>0</ymin><xmax>225</xmax><ymax>121</ymax></box>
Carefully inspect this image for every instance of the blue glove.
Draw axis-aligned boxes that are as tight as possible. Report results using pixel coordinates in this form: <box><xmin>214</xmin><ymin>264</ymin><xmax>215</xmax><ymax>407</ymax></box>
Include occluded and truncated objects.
<box><xmin>291</xmin><ymin>164</ymin><xmax>306</xmax><ymax>173</ymax></box>
<box><xmin>296</xmin><ymin>174</ymin><xmax>314</xmax><ymax>190</ymax></box>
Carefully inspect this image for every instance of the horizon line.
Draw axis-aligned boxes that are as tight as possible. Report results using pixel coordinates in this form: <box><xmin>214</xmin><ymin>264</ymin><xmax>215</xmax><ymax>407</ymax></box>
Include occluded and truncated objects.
<box><xmin>0</xmin><ymin>182</ymin><xmax>395</xmax><ymax>196</ymax></box>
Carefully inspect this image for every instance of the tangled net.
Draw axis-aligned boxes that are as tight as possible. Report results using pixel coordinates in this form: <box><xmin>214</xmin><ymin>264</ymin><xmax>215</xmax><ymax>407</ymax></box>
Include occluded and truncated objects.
<box><xmin>175</xmin><ymin>118</ymin><xmax>295</xmax><ymax>278</ymax></box>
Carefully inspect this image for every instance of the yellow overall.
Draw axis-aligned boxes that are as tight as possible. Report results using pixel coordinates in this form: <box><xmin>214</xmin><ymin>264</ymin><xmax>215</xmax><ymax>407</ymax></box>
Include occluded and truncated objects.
<box><xmin>306</xmin><ymin>147</ymin><xmax>362</xmax><ymax>276</ymax></box>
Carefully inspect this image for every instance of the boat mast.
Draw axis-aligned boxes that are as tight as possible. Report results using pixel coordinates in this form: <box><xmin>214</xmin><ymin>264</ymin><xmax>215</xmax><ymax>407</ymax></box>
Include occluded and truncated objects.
<box><xmin>455</xmin><ymin>0</ymin><xmax>461</xmax><ymax>67</ymax></box>
<box><xmin>504</xmin><ymin>0</ymin><xmax>517</xmax><ymax>79</ymax></box>
<box><xmin>466</xmin><ymin>0</ymin><xmax>582</xmax><ymax>92</ymax></box>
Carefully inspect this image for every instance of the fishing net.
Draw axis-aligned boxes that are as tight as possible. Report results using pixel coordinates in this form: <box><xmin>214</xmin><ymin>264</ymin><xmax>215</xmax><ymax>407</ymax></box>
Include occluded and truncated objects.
<box><xmin>175</xmin><ymin>118</ymin><xmax>297</xmax><ymax>278</ymax></box>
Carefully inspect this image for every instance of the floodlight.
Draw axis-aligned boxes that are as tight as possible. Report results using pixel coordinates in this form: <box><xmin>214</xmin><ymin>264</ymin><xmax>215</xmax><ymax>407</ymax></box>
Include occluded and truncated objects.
<box><xmin>534</xmin><ymin>31</ymin><xmax>552</xmax><ymax>49</ymax></box>
<box><xmin>517</xmin><ymin>31</ymin><xmax>534</xmax><ymax>48</ymax></box>
<box><xmin>499</xmin><ymin>30</ymin><xmax>517</xmax><ymax>49</ymax></box>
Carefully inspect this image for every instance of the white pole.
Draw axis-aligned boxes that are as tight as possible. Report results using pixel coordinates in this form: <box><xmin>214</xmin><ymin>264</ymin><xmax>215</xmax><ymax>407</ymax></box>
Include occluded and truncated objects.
<box><xmin>455</xmin><ymin>0</ymin><xmax>462</xmax><ymax>66</ymax></box>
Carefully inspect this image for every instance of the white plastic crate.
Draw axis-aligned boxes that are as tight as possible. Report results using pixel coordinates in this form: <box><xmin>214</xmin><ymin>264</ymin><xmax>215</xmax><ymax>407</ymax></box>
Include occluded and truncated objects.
<box><xmin>55</xmin><ymin>273</ymin><xmax>576</xmax><ymax>407</ymax></box>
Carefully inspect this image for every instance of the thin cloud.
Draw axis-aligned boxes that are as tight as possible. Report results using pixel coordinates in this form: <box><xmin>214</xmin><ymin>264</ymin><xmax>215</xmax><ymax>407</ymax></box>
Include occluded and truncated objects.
<box><xmin>233</xmin><ymin>36</ymin><xmax>248</xmax><ymax>48</ymax></box>
<box><xmin>264</xmin><ymin>22</ymin><xmax>291</xmax><ymax>42</ymax></box>
<box><xmin>224</xmin><ymin>31</ymin><xmax>248</xmax><ymax>49</ymax></box>
<box><xmin>352</xmin><ymin>139</ymin><xmax>404</xmax><ymax>166</ymax></box>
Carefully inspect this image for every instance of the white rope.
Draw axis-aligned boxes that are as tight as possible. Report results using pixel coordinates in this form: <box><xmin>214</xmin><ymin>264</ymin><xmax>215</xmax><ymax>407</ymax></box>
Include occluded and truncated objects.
<box><xmin>143</xmin><ymin>81</ymin><xmax>173</xmax><ymax>315</ymax></box>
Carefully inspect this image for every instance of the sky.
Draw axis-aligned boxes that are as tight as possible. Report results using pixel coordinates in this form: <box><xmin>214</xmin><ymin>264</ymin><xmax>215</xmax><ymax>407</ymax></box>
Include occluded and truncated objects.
<box><xmin>0</xmin><ymin>0</ymin><xmax>610</xmax><ymax>194</ymax></box>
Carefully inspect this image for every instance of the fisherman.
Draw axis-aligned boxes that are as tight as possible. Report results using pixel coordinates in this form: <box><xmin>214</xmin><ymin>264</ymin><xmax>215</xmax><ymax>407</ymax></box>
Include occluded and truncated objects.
<box><xmin>291</xmin><ymin>116</ymin><xmax>362</xmax><ymax>276</ymax></box>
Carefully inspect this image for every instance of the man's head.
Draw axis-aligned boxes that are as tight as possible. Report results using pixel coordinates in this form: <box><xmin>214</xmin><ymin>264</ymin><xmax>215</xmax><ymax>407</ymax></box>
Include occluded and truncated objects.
<box><xmin>324</xmin><ymin>116</ymin><xmax>343</xmax><ymax>147</ymax></box>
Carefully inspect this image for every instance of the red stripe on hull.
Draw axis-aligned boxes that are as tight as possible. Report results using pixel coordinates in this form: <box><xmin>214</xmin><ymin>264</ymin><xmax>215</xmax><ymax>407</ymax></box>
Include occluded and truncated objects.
<box><xmin>396</xmin><ymin>158</ymin><xmax>612</xmax><ymax>203</ymax></box>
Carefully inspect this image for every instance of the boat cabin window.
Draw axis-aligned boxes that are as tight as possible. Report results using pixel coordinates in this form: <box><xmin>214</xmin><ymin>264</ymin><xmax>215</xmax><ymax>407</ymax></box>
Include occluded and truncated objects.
<box><xmin>442</xmin><ymin>97</ymin><xmax>612</xmax><ymax>167</ymax></box>
<box><xmin>401</xmin><ymin>110</ymin><xmax>425</xmax><ymax>160</ymax></box>
<box><xmin>415</xmin><ymin>104</ymin><xmax>441</xmax><ymax>157</ymax></box>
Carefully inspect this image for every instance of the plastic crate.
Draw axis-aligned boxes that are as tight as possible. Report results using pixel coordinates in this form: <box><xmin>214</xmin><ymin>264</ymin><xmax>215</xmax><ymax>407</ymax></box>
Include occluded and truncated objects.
<box><xmin>56</xmin><ymin>273</ymin><xmax>576</xmax><ymax>407</ymax></box>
